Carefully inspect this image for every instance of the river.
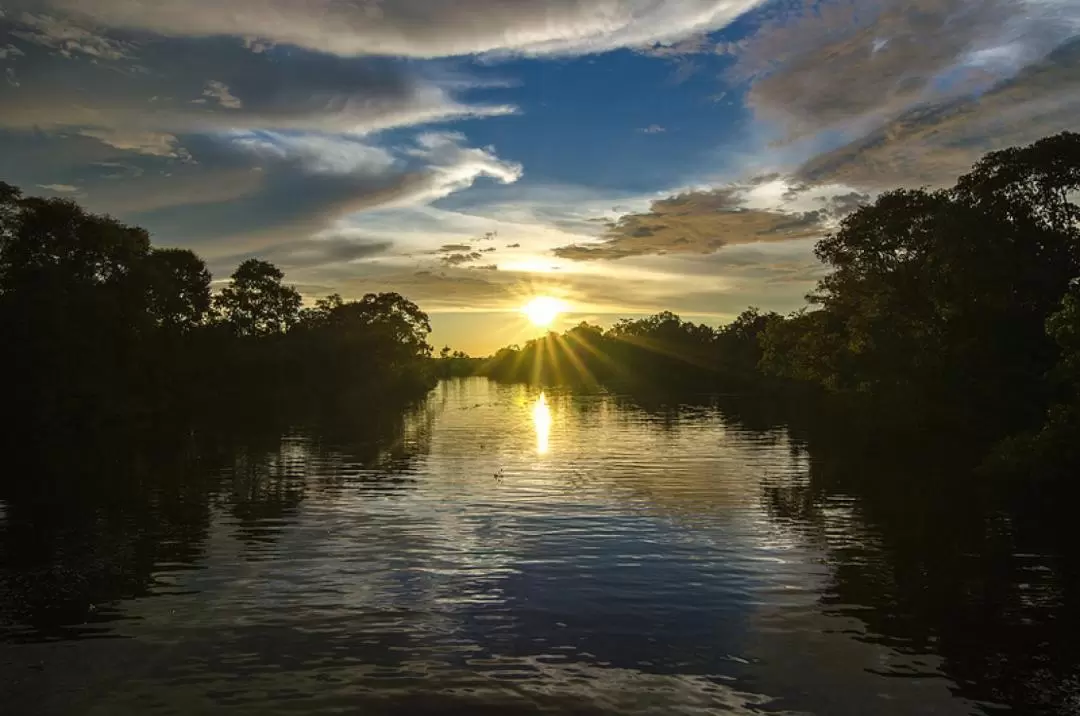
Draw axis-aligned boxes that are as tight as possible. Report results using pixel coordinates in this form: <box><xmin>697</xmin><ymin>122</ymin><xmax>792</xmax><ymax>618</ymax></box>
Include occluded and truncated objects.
<box><xmin>1</xmin><ymin>378</ymin><xmax>1077</xmax><ymax>715</ymax></box>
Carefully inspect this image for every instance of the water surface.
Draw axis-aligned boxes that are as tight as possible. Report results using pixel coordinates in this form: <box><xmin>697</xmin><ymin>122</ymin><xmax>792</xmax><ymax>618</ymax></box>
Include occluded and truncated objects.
<box><xmin>1</xmin><ymin>378</ymin><xmax>1076</xmax><ymax>714</ymax></box>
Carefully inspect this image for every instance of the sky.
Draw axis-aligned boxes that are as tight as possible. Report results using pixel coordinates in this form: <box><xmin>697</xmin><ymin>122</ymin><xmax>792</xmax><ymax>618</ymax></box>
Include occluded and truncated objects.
<box><xmin>1</xmin><ymin>0</ymin><xmax>1079</xmax><ymax>354</ymax></box>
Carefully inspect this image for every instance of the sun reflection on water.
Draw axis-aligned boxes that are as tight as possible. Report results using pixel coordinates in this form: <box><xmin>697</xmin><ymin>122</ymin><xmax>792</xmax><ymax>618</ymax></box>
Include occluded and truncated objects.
<box><xmin>532</xmin><ymin>392</ymin><xmax>552</xmax><ymax>455</ymax></box>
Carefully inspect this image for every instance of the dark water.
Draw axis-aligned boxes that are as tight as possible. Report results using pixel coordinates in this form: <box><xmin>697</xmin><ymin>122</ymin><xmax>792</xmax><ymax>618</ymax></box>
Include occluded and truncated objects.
<box><xmin>2</xmin><ymin>378</ymin><xmax>1078</xmax><ymax>715</ymax></box>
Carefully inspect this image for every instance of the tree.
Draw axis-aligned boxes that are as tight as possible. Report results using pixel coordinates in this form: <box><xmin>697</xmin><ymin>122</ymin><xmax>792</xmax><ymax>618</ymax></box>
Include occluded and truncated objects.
<box><xmin>142</xmin><ymin>248</ymin><xmax>212</xmax><ymax>331</ymax></box>
<box><xmin>214</xmin><ymin>259</ymin><xmax>301</xmax><ymax>337</ymax></box>
<box><xmin>955</xmin><ymin>131</ymin><xmax>1080</xmax><ymax>235</ymax></box>
<box><xmin>0</xmin><ymin>188</ymin><xmax>151</xmax><ymax>295</ymax></box>
<box><xmin>796</xmin><ymin>132</ymin><xmax>1080</xmax><ymax>417</ymax></box>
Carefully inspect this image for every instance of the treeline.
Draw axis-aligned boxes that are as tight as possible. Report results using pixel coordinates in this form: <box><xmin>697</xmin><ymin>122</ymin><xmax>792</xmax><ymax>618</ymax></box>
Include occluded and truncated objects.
<box><xmin>433</xmin><ymin>346</ymin><xmax>486</xmax><ymax>379</ymax></box>
<box><xmin>480</xmin><ymin>308</ymin><xmax>774</xmax><ymax>391</ymax></box>
<box><xmin>481</xmin><ymin>133</ymin><xmax>1080</xmax><ymax>478</ymax></box>
<box><xmin>0</xmin><ymin>181</ymin><xmax>436</xmax><ymax>443</ymax></box>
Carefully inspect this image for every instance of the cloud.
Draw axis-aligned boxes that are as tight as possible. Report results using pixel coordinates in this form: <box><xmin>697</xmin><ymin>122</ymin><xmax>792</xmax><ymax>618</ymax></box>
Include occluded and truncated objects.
<box><xmin>41</xmin><ymin>0</ymin><xmax>767</xmax><ymax>59</ymax></box>
<box><xmin>639</xmin><ymin>124</ymin><xmax>666</xmax><ymax>134</ymax></box>
<box><xmin>712</xmin><ymin>0</ymin><xmax>1080</xmax><ymax>194</ymax></box>
<box><xmin>398</xmin><ymin>132</ymin><xmax>523</xmax><ymax>205</ymax></box>
<box><xmin>76</xmin><ymin>129</ymin><xmax>190</xmax><ymax>159</ymax></box>
<box><xmin>302</xmin><ymin>266</ymin><xmax>518</xmax><ymax>310</ymax></box>
<box><xmin>798</xmin><ymin>36</ymin><xmax>1080</xmax><ymax>187</ymax></box>
<box><xmin>554</xmin><ymin>187</ymin><xmax>830</xmax><ymax>260</ymax></box>
<box><xmin>107</xmin><ymin>132</ymin><xmax>522</xmax><ymax>254</ymax></box>
<box><xmin>0</xmin><ymin>8</ymin><xmax>524</xmax><ymax>255</ymax></box>
<box><xmin>228</xmin><ymin>132</ymin><xmax>397</xmax><ymax>176</ymax></box>
<box><xmin>11</xmin><ymin>11</ymin><xmax>130</xmax><ymax>59</ymax></box>
<box><xmin>0</xmin><ymin>15</ymin><xmax>517</xmax><ymax>157</ymax></box>
<box><xmin>441</xmin><ymin>251</ymin><xmax>484</xmax><ymax>266</ymax></box>
<box><xmin>199</xmin><ymin>80</ymin><xmax>242</xmax><ymax>110</ymax></box>
<box><xmin>212</xmin><ymin>235</ymin><xmax>392</xmax><ymax>274</ymax></box>
<box><xmin>36</xmin><ymin>182</ymin><xmax>78</xmax><ymax>192</ymax></box>
<box><xmin>729</xmin><ymin>0</ymin><xmax>1069</xmax><ymax>134</ymax></box>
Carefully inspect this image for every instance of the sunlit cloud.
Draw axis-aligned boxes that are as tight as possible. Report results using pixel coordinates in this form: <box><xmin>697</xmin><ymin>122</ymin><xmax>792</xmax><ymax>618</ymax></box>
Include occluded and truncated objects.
<box><xmin>43</xmin><ymin>0</ymin><xmax>768</xmax><ymax>58</ymax></box>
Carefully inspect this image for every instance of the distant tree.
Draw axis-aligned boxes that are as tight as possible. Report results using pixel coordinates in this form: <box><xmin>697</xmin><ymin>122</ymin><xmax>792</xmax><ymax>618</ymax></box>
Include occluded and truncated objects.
<box><xmin>214</xmin><ymin>259</ymin><xmax>302</xmax><ymax>337</ymax></box>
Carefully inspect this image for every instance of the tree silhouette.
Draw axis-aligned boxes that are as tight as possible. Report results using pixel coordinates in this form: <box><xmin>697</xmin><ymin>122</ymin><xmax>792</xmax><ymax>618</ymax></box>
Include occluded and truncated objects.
<box><xmin>214</xmin><ymin>258</ymin><xmax>302</xmax><ymax>337</ymax></box>
<box><xmin>0</xmin><ymin>182</ymin><xmax>437</xmax><ymax>438</ymax></box>
<box><xmin>142</xmin><ymin>248</ymin><xmax>212</xmax><ymax>331</ymax></box>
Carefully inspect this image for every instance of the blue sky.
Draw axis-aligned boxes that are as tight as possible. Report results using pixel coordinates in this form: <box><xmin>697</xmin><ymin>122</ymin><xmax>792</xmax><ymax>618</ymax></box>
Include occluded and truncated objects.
<box><xmin>1</xmin><ymin>0</ymin><xmax>1078</xmax><ymax>353</ymax></box>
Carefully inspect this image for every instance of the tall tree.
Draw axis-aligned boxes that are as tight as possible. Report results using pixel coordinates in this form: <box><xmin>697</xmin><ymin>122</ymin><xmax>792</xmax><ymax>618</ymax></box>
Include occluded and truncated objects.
<box><xmin>214</xmin><ymin>259</ymin><xmax>302</xmax><ymax>337</ymax></box>
<box><xmin>142</xmin><ymin>248</ymin><xmax>212</xmax><ymax>331</ymax></box>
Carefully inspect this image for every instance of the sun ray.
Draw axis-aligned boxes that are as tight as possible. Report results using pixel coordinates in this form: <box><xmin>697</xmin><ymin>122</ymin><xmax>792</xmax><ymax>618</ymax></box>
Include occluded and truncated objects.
<box><xmin>553</xmin><ymin>333</ymin><xmax>598</xmax><ymax>386</ymax></box>
<box><xmin>563</xmin><ymin>330</ymin><xmax>629</xmax><ymax>382</ymax></box>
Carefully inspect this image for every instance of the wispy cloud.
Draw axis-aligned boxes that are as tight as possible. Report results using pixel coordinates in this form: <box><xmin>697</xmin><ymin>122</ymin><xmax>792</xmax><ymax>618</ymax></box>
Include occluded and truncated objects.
<box><xmin>42</xmin><ymin>0</ymin><xmax>768</xmax><ymax>58</ymax></box>
<box><xmin>12</xmin><ymin>11</ymin><xmax>131</xmax><ymax>60</ymax></box>
<box><xmin>0</xmin><ymin>13</ymin><xmax>517</xmax><ymax>157</ymax></box>
<box><xmin>798</xmin><ymin>36</ymin><xmax>1080</xmax><ymax>187</ymax></box>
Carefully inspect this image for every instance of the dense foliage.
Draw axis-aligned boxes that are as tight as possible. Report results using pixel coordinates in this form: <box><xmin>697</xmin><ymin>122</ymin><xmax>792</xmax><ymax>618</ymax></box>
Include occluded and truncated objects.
<box><xmin>480</xmin><ymin>308</ymin><xmax>776</xmax><ymax>392</ymax></box>
<box><xmin>482</xmin><ymin>133</ymin><xmax>1080</xmax><ymax>476</ymax></box>
<box><xmin>0</xmin><ymin>182</ymin><xmax>436</xmax><ymax>440</ymax></box>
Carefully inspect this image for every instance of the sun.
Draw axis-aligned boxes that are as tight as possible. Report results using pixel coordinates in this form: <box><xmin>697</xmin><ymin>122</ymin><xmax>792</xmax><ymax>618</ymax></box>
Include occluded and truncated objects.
<box><xmin>521</xmin><ymin>296</ymin><xmax>564</xmax><ymax>327</ymax></box>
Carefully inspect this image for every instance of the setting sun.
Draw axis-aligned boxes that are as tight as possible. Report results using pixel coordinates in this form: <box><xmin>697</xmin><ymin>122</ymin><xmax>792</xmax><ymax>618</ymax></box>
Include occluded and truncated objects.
<box><xmin>521</xmin><ymin>296</ymin><xmax>565</xmax><ymax>327</ymax></box>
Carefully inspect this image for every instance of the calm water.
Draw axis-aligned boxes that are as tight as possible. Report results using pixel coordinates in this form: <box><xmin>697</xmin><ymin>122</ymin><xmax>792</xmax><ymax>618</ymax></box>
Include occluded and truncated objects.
<box><xmin>1</xmin><ymin>378</ymin><xmax>1077</xmax><ymax>715</ymax></box>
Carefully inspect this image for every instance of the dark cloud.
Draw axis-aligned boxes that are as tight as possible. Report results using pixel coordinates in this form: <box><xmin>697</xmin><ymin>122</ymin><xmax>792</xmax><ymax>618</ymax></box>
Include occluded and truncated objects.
<box><xmin>554</xmin><ymin>189</ymin><xmax>828</xmax><ymax>260</ymax></box>
<box><xmin>505</xmin><ymin>243</ymin><xmax>521</xmax><ymax>248</ymax></box>
<box><xmin>0</xmin><ymin>15</ymin><xmax>510</xmax><ymax>152</ymax></box>
<box><xmin>0</xmin><ymin>7</ymin><xmax>523</xmax><ymax>259</ymax></box>
<box><xmin>438</xmin><ymin>244</ymin><xmax>473</xmax><ymax>252</ymax></box>
<box><xmin>816</xmin><ymin>191</ymin><xmax>871</xmax><ymax>215</ymax></box>
<box><xmin>441</xmin><ymin>251</ymin><xmax>484</xmax><ymax>266</ymax></box>
<box><xmin>798</xmin><ymin>37</ymin><xmax>1080</xmax><ymax>187</ymax></box>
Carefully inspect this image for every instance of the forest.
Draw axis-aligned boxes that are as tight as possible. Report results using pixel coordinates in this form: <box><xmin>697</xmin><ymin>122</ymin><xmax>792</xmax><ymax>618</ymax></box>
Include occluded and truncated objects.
<box><xmin>0</xmin><ymin>180</ymin><xmax>437</xmax><ymax>454</ymax></box>
<box><xmin>479</xmin><ymin>133</ymin><xmax>1080</xmax><ymax>480</ymax></box>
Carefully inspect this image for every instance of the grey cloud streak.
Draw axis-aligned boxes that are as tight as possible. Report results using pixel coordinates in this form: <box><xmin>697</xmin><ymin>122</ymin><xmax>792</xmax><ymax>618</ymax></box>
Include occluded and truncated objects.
<box><xmin>731</xmin><ymin>0</ymin><xmax>1026</xmax><ymax>132</ymax></box>
<box><xmin>0</xmin><ymin>10</ymin><xmax>524</xmax><ymax>258</ymax></box>
<box><xmin>727</xmin><ymin>0</ymin><xmax>1080</xmax><ymax>191</ymax></box>
<box><xmin>33</xmin><ymin>0</ymin><xmax>767</xmax><ymax>58</ymax></box>
<box><xmin>0</xmin><ymin>17</ymin><xmax>514</xmax><ymax>154</ymax></box>
<box><xmin>797</xmin><ymin>36</ymin><xmax>1080</xmax><ymax>188</ymax></box>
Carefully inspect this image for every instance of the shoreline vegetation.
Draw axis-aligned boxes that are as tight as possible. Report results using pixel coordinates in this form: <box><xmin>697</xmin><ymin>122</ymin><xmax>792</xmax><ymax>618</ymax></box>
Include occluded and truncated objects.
<box><xmin>3</xmin><ymin>132</ymin><xmax>1079</xmax><ymax>487</ymax></box>
<box><xmin>467</xmin><ymin>134</ymin><xmax>1080</xmax><ymax>482</ymax></box>
<box><xmin>0</xmin><ymin>180</ymin><xmax>437</xmax><ymax>464</ymax></box>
